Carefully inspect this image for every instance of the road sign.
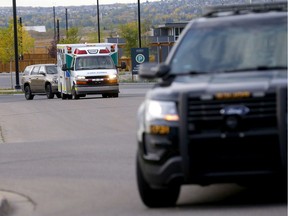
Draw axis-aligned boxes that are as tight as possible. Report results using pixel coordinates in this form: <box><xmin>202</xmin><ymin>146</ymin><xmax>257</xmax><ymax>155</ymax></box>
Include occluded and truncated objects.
<box><xmin>131</xmin><ymin>48</ymin><xmax>149</xmax><ymax>75</ymax></box>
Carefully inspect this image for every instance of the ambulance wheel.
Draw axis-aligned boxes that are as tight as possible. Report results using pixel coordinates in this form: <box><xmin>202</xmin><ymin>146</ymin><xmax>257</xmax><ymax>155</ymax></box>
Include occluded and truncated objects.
<box><xmin>24</xmin><ymin>85</ymin><xmax>34</xmax><ymax>100</ymax></box>
<box><xmin>67</xmin><ymin>95</ymin><xmax>73</xmax><ymax>100</ymax></box>
<box><xmin>72</xmin><ymin>85</ymin><xmax>80</xmax><ymax>100</ymax></box>
<box><xmin>56</xmin><ymin>92</ymin><xmax>61</xmax><ymax>98</ymax></box>
<box><xmin>45</xmin><ymin>84</ymin><xmax>54</xmax><ymax>99</ymax></box>
<box><xmin>61</xmin><ymin>93</ymin><xmax>68</xmax><ymax>100</ymax></box>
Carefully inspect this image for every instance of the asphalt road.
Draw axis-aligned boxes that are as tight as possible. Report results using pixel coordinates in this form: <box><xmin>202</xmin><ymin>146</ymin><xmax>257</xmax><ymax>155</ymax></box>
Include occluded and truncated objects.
<box><xmin>0</xmin><ymin>86</ymin><xmax>286</xmax><ymax>216</ymax></box>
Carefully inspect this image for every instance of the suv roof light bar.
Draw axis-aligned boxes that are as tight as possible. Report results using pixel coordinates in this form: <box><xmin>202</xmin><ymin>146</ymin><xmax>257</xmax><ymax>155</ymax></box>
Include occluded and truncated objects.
<box><xmin>203</xmin><ymin>2</ymin><xmax>287</xmax><ymax>17</ymax></box>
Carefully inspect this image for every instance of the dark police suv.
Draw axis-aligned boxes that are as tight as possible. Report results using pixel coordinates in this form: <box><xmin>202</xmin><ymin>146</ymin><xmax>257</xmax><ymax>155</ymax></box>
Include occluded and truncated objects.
<box><xmin>136</xmin><ymin>2</ymin><xmax>287</xmax><ymax>208</ymax></box>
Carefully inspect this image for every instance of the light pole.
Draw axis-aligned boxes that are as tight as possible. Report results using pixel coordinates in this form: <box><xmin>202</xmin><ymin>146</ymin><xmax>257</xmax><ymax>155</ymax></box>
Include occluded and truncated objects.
<box><xmin>97</xmin><ymin>0</ymin><xmax>100</xmax><ymax>42</ymax></box>
<box><xmin>12</xmin><ymin>0</ymin><xmax>20</xmax><ymax>89</ymax></box>
<box><xmin>137</xmin><ymin>0</ymin><xmax>141</xmax><ymax>48</ymax></box>
<box><xmin>65</xmin><ymin>8</ymin><xmax>68</xmax><ymax>38</ymax></box>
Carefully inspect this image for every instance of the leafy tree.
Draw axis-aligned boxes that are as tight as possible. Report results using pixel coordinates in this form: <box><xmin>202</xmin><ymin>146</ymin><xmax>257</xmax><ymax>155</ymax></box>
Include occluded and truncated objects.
<box><xmin>59</xmin><ymin>27</ymin><xmax>82</xmax><ymax>44</ymax></box>
<box><xmin>119</xmin><ymin>20</ymin><xmax>151</xmax><ymax>57</ymax></box>
<box><xmin>0</xmin><ymin>19</ymin><xmax>34</xmax><ymax>64</ymax></box>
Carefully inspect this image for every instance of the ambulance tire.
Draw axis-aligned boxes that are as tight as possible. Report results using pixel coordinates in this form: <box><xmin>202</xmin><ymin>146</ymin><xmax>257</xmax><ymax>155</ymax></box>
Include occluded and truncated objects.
<box><xmin>61</xmin><ymin>93</ymin><xmax>68</xmax><ymax>100</ymax></box>
<box><xmin>56</xmin><ymin>92</ymin><xmax>61</xmax><ymax>98</ymax></box>
<box><xmin>72</xmin><ymin>85</ymin><xmax>80</xmax><ymax>100</ymax></box>
<box><xmin>67</xmin><ymin>95</ymin><xmax>73</xmax><ymax>100</ymax></box>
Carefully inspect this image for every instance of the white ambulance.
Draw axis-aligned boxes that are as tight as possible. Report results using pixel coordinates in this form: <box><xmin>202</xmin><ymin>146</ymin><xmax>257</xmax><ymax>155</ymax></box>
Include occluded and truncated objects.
<box><xmin>57</xmin><ymin>43</ymin><xmax>126</xmax><ymax>99</ymax></box>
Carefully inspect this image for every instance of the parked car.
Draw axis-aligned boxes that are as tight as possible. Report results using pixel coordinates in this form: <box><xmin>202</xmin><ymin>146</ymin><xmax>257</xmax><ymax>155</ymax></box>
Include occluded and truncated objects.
<box><xmin>21</xmin><ymin>64</ymin><xmax>61</xmax><ymax>100</ymax></box>
<box><xmin>136</xmin><ymin>2</ymin><xmax>287</xmax><ymax>208</ymax></box>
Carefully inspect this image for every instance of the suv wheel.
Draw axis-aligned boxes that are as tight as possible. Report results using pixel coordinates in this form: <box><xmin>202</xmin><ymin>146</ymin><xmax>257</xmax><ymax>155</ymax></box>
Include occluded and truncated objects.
<box><xmin>24</xmin><ymin>85</ymin><xmax>34</xmax><ymax>100</ymax></box>
<box><xmin>136</xmin><ymin>156</ymin><xmax>180</xmax><ymax>208</ymax></box>
<box><xmin>45</xmin><ymin>84</ymin><xmax>54</xmax><ymax>99</ymax></box>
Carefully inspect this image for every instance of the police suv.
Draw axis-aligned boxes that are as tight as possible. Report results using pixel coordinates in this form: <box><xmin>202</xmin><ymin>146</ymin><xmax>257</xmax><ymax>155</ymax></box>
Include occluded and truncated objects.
<box><xmin>136</xmin><ymin>2</ymin><xmax>287</xmax><ymax>207</ymax></box>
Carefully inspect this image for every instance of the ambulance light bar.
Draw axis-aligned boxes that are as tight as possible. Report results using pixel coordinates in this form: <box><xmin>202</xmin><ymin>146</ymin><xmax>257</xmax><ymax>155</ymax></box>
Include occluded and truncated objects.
<box><xmin>99</xmin><ymin>48</ymin><xmax>110</xmax><ymax>54</ymax></box>
<box><xmin>74</xmin><ymin>49</ymin><xmax>88</xmax><ymax>54</ymax></box>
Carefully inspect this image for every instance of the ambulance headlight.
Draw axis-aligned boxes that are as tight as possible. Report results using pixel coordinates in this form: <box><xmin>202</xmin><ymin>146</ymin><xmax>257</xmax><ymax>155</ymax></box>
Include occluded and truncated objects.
<box><xmin>76</xmin><ymin>76</ymin><xmax>85</xmax><ymax>80</ymax></box>
<box><xmin>109</xmin><ymin>74</ymin><xmax>117</xmax><ymax>79</ymax></box>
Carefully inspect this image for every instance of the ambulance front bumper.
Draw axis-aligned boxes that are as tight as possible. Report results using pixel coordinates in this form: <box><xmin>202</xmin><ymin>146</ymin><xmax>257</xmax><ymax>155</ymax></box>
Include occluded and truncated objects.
<box><xmin>75</xmin><ymin>85</ymin><xmax>119</xmax><ymax>94</ymax></box>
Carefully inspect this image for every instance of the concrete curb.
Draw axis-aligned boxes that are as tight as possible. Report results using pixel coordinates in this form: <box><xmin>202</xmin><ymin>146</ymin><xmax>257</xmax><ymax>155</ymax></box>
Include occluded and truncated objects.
<box><xmin>0</xmin><ymin>195</ymin><xmax>11</xmax><ymax>216</ymax></box>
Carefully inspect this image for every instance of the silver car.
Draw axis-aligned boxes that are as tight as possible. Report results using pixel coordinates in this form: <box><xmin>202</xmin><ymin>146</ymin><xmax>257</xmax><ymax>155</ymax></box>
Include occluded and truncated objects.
<box><xmin>21</xmin><ymin>64</ymin><xmax>61</xmax><ymax>100</ymax></box>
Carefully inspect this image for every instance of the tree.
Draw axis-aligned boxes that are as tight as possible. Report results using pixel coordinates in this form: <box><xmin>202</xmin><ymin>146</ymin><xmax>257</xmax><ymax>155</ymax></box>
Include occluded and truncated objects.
<box><xmin>59</xmin><ymin>27</ymin><xmax>82</xmax><ymax>44</ymax></box>
<box><xmin>119</xmin><ymin>20</ymin><xmax>151</xmax><ymax>57</ymax></box>
<box><xmin>0</xmin><ymin>19</ymin><xmax>34</xmax><ymax>64</ymax></box>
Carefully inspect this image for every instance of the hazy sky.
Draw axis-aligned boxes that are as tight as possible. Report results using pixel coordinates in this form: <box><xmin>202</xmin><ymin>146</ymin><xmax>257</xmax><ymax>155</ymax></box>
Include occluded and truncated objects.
<box><xmin>1</xmin><ymin>0</ymin><xmax>157</xmax><ymax>7</ymax></box>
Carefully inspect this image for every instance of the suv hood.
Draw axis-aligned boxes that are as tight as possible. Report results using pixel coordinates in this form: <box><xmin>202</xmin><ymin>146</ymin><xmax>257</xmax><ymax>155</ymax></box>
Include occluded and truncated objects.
<box><xmin>149</xmin><ymin>71</ymin><xmax>287</xmax><ymax>101</ymax></box>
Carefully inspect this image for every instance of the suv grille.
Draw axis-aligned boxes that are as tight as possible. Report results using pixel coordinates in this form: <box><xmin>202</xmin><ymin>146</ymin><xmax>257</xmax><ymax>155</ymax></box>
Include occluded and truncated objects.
<box><xmin>187</xmin><ymin>93</ymin><xmax>277</xmax><ymax>134</ymax></box>
<box><xmin>185</xmin><ymin>93</ymin><xmax>281</xmax><ymax>174</ymax></box>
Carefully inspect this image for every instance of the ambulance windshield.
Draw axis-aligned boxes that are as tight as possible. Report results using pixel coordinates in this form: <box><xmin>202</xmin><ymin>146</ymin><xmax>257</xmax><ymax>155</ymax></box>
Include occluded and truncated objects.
<box><xmin>75</xmin><ymin>56</ymin><xmax>115</xmax><ymax>70</ymax></box>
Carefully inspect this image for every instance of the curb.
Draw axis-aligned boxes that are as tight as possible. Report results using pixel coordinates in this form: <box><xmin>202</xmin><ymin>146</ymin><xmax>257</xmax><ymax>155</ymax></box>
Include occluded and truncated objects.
<box><xmin>0</xmin><ymin>195</ymin><xmax>11</xmax><ymax>216</ymax></box>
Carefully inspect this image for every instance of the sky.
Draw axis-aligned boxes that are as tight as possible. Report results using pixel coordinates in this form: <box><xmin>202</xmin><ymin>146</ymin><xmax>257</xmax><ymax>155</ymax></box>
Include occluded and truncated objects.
<box><xmin>1</xmin><ymin>0</ymin><xmax>158</xmax><ymax>7</ymax></box>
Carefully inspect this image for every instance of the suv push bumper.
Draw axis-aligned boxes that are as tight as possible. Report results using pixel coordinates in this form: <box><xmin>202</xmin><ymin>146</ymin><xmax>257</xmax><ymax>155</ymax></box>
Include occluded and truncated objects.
<box><xmin>138</xmin><ymin>153</ymin><xmax>184</xmax><ymax>188</ymax></box>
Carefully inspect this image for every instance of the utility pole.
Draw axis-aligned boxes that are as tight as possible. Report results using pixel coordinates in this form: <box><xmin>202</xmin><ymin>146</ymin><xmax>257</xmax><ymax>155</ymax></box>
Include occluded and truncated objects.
<box><xmin>65</xmin><ymin>8</ymin><xmax>68</xmax><ymax>38</ymax></box>
<box><xmin>97</xmin><ymin>0</ymin><xmax>100</xmax><ymax>42</ymax></box>
<box><xmin>57</xmin><ymin>19</ymin><xmax>60</xmax><ymax>43</ymax></box>
<box><xmin>53</xmin><ymin>6</ymin><xmax>56</xmax><ymax>41</ymax></box>
<box><xmin>12</xmin><ymin>0</ymin><xmax>20</xmax><ymax>89</ymax></box>
<box><xmin>137</xmin><ymin>0</ymin><xmax>141</xmax><ymax>48</ymax></box>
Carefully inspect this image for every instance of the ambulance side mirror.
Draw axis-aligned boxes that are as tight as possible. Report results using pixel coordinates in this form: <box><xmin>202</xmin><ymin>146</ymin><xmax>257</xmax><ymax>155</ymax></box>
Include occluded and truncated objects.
<box><xmin>117</xmin><ymin>61</ymin><xmax>126</xmax><ymax>70</ymax></box>
<box><xmin>61</xmin><ymin>64</ymin><xmax>72</xmax><ymax>71</ymax></box>
<box><xmin>61</xmin><ymin>64</ymin><xmax>67</xmax><ymax>71</ymax></box>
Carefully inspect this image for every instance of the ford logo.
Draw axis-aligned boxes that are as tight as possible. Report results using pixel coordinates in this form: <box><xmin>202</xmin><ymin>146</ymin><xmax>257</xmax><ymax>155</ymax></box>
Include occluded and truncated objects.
<box><xmin>220</xmin><ymin>105</ymin><xmax>250</xmax><ymax>116</ymax></box>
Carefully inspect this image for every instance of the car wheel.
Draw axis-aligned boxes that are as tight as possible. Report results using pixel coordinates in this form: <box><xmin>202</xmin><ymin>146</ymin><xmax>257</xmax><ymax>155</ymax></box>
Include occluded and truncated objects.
<box><xmin>24</xmin><ymin>85</ymin><xmax>34</xmax><ymax>100</ymax></box>
<box><xmin>72</xmin><ymin>85</ymin><xmax>80</xmax><ymax>100</ymax></box>
<box><xmin>136</xmin><ymin>156</ymin><xmax>180</xmax><ymax>208</ymax></box>
<box><xmin>113</xmin><ymin>93</ymin><xmax>119</xmax><ymax>98</ymax></box>
<box><xmin>45</xmin><ymin>84</ymin><xmax>54</xmax><ymax>99</ymax></box>
<box><xmin>102</xmin><ymin>94</ymin><xmax>108</xmax><ymax>98</ymax></box>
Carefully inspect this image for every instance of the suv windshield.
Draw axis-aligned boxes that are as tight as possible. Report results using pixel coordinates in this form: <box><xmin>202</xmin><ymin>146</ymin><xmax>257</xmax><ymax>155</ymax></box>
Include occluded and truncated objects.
<box><xmin>170</xmin><ymin>16</ymin><xmax>287</xmax><ymax>74</ymax></box>
<box><xmin>75</xmin><ymin>56</ymin><xmax>115</xmax><ymax>70</ymax></box>
<box><xmin>46</xmin><ymin>65</ymin><xmax>58</xmax><ymax>74</ymax></box>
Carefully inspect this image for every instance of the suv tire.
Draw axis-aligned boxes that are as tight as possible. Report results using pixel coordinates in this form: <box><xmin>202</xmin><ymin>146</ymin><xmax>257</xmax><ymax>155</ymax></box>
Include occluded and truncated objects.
<box><xmin>45</xmin><ymin>84</ymin><xmax>54</xmax><ymax>99</ymax></box>
<box><xmin>136</xmin><ymin>156</ymin><xmax>180</xmax><ymax>208</ymax></box>
<box><xmin>24</xmin><ymin>85</ymin><xmax>34</xmax><ymax>100</ymax></box>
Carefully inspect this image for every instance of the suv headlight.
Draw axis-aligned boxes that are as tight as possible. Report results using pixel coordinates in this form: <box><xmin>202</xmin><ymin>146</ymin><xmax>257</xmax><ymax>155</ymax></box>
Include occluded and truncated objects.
<box><xmin>145</xmin><ymin>100</ymin><xmax>179</xmax><ymax>122</ymax></box>
<box><xmin>52</xmin><ymin>77</ymin><xmax>58</xmax><ymax>84</ymax></box>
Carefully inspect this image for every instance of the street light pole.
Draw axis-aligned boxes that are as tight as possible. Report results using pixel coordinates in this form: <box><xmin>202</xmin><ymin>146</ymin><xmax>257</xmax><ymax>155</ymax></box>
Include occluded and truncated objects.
<box><xmin>97</xmin><ymin>0</ymin><xmax>100</xmax><ymax>42</ymax></box>
<box><xmin>137</xmin><ymin>0</ymin><xmax>141</xmax><ymax>48</ymax></box>
<box><xmin>12</xmin><ymin>0</ymin><xmax>20</xmax><ymax>89</ymax></box>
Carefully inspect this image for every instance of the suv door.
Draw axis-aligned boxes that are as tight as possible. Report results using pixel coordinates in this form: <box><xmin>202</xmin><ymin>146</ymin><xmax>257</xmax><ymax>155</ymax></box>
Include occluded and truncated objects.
<box><xmin>30</xmin><ymin>66</ymin><xmax>41</xmax><ymax>93</ymax></box>
<box><xmin>37</xmin><ymin>66</ymin><xmax>47</xmax><ymax>93</ymax></box>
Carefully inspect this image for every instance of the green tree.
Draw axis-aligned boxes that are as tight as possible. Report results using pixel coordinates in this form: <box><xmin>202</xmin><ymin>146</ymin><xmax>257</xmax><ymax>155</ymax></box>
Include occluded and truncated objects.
<box><xmin>59</xmin><ymin>27</ymin><xmax>82</xmax><ymax>44</ymax></box>
<box><xmin>0</xmin><ymin>19</ymin><xmax>34</xmax><ymax>64</ymax></box>
<box><xmin>119</xmin><ymin>20</ymin><xmax>151</xmax><ymax>57</ymax></box>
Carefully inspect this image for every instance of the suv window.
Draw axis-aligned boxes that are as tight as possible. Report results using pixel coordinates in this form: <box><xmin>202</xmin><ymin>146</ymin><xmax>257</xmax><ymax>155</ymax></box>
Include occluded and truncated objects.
<box><xmin>31</xmin><ymin>66</ymin><xmax>40</xmax><ymax>75</ymax></box>
<box><xmin>23</xmin><ymin>66</ymin><xmax>32</xmax><ymax>75</ymax></box>
<box><xmin>46</xmin><ymin>65</ymin><xmax>58</xmax><ymax>74</ymax></box>
<box><xmin>170</xmin><ymin>16</ymin><xmax>287</xmax><ymax>74</ymax></box>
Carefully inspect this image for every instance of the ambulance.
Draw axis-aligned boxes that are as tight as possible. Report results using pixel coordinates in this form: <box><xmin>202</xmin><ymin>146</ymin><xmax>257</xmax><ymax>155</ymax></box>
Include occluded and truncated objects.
<box><xmin>57</xmin><ymin>43</ymin><xmax>126</xmax><ymax>99</ymax></box>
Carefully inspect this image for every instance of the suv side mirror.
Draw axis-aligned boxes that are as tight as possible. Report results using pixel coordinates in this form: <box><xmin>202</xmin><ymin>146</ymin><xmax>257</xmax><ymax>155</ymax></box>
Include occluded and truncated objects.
<box><xmin>139</xmin><ymin>63</ymin><xmax>170</xmax><ymax>79</ymax></box>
